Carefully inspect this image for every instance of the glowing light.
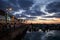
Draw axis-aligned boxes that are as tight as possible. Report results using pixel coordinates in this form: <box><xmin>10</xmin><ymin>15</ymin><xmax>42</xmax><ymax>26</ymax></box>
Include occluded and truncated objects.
<box><xmin>18</xmin><ymin>17</ymin><xmax>26</xmax><ymax>19</ymax></box>
<box><xmin>6</xmin><ymin>8</ymin><xmax>12</xmax><ymax>11</ymax></box>
<box><xmin>24</xmin><ymin>18</ymin><xmax>60</xmax><ymax>24</ymax></box>
<box><xmin>9</xmin><ymin>8</ymin><xmax>12</xmax><ymax>11</ymax></box>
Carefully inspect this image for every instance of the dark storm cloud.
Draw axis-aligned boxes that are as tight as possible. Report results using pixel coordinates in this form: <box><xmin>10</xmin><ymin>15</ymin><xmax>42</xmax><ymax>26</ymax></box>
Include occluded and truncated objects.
<box><xmin>18</xmin><ymin>0</ymin><xmax>34</xmax><ymax>10</ymax></box>
<box><xmin>0</xmin><ymin>0</ymin><xmax>9</xmax><ymax>10</ymax></box>
<box><xmin>10</xmin><ymin>0</ymin><xmax>17</xmax><ymax>4</ymax></box>
<box><xmin>0</xmin><ymin>0</ymin><xmax>34</xmax><ymax>12</ymax></box>
<box><xmin>0</xmin><ymin>0</ymin><xmax>17</xmax><ymax>11</ymax></box>
<box><xmin>46</xmin><ymin>1</ymin><xmax>60</xmax><ymax>13</ymax></box>
<box><xmin>0</xmin><ymin>0</ymin><xmax>60</xmax><ymax>19</ymax></box>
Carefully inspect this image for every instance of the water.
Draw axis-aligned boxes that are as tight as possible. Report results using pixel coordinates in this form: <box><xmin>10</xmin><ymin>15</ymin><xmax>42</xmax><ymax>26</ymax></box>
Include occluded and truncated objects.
<box><xmin>23</xmin><ymin>30</ymin><xmax>60</xmax><ymax>40</ymax></box>
<box><xmin>23</xmin><ymin>31</ymin><xmax>45</xmax><ymax>40</ymax></box>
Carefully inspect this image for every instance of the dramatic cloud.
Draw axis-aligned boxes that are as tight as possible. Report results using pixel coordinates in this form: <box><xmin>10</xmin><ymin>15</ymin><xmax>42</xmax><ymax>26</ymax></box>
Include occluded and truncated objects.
<box><xmin>46</xmin><ymin>1</ymin><xmax>60</xmax><ymax>13</ymax></box>
<box><xmin>0</xmin><ymin>0</ymin><xmax>60</xmax><ymax>20</ymax></box>
<box><xmin>24</xmin><ymin>10</ymin><xmax>45</xmax><ymax>16</ymax></box>
<box><xmin>18</xmin><ymin>0</ymin><xmax>34</xmax><ymax>10</ymax></box>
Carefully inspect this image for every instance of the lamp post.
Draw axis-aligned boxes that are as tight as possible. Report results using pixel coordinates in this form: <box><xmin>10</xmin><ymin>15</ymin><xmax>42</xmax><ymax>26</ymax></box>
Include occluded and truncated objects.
<box><xmin>6</xmin><ymin>8</ymin><xmax>12</xmax><ymax>24</ymax></box>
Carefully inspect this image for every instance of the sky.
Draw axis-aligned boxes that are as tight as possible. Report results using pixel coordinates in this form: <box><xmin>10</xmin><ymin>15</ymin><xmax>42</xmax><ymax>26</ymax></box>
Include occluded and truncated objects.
<box><xmin>0</xmin><ymin>0</ymin><xmax>60</xmax><ymax>20</ymax></box>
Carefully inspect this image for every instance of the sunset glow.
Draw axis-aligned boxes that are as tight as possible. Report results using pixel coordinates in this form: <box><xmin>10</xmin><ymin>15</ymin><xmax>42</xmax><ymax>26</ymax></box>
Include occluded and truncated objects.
<box><xmin>24</xmin><ymin>18</ymin><xmax>60</xmax><ymax>24</ymax></box>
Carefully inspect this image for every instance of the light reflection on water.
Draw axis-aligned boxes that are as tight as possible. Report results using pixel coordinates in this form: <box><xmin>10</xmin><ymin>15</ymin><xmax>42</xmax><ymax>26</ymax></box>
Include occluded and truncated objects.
<box><xmin>23</xmin><ymin>30</ymin><xmax>60</xmax><ymax>40</ymax></box>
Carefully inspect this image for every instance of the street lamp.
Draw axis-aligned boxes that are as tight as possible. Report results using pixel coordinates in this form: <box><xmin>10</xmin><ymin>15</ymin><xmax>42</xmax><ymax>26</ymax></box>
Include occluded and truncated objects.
<box><xmin>6</xmin><ymin>8</ymin><xmax>13</xmax><ymax>24</ymax></box>
<box><xmin>6</xmin><ymin>8</ymin><xmax>12</xmax><ymax>11</ymax></box>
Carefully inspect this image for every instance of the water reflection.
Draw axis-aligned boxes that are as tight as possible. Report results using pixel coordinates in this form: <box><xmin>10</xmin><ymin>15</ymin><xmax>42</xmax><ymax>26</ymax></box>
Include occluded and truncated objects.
<box><xmin>23</xmin><ymin>30</ymin><xmax>60</xmax><ymax>40</ymax></box>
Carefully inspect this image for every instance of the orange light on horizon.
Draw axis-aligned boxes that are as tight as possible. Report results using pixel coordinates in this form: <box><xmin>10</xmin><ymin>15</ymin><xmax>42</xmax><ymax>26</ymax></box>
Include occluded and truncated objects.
<box><xmin>23</xmin><ymin>18</ymin><xmax>60</xmax><ymax>24</ymax></box>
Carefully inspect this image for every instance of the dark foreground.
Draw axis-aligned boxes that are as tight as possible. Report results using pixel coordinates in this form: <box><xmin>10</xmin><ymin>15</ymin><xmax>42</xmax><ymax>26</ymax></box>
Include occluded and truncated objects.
<box><xmin>23</xmin><ymin>30</ymin><xmax>60</xmax><ymax>40</ymax></box>
<box><xmin>0</xmin><ymin>24</ymin><xmax>60</xmax><ymax>40</ymax></box>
